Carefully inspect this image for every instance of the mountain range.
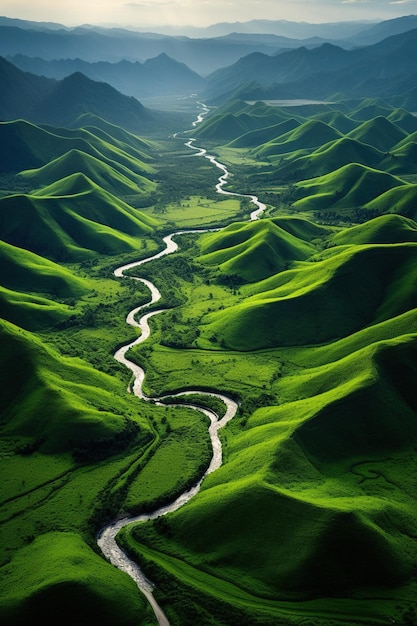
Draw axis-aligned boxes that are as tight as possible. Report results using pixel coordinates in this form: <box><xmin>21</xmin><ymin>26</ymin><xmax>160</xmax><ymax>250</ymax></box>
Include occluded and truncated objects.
<box><xmin>204</xmin><ymin>26</ymin><xmax>417</xmax><ymax>103</ymax></box>
<box><xmin>1</xmin><ymin>14</ymin><xmax>417</xmax><ymax>76</ymax></box>
<box><xmin>8</xmin><ymin>53</ymin><xmax>205</xmax><ymax>99</ymax></box>
<box><xmin>0</xmin><ymin>57</ymin><xmax>187</xmax><ymax>134</ymax></box>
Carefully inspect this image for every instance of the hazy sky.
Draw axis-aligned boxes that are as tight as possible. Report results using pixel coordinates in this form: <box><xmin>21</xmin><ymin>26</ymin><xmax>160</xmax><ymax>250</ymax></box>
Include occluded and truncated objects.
<box><xmin>1</xmin><ymin>0</ymin><xmax>417</xmax><ymax>28</ymax></box>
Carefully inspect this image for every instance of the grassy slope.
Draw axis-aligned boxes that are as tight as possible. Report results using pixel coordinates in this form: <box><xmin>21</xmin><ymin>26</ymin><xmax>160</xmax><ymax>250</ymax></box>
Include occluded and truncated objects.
<box><xmin>253</xmin><ymin>120</ymin><xmax>342</xmax><ymax>158</ymax></box>
<box><xmin>293</xmin><ymin>163</ymin><xmax>405</xmax><ymax>211</ymax></box>
<box><xmin>3</xmin><ymin>93</ymin><xmax>417</xmax><ymax>625</ymax></box>
<box><xmin>276</xmin><ymin>137</ymin><xmax>384</xmax><ymax>182</ymax></box>
<box><xmin>0</xmin><ymin>175</ymin><xmax>158</xmax><ymax>261</ymax></box>
<box><xmin>0</xmin><ymin>318</ymin><xmax>151</xmax><ymax>454</ymax></box>
<box><xmin>199</xmin><ymin>240</ymin><xmax>417</xmax><ymax>349</ymax></box>
<box><xmin>123</xmin><ymin>215</ymin><xmax>417</xmax><ymax>624</ymax></box>
<box><xmin>20</xmin><ymin>149</ymin><xmax>154</xmax><ymax>197</ymax></box>
<box><xmin>0</xmin><ymin>532</ymin><xmax>148</xmax><ymax>626</ymax></box>
<box><xmin>198</xmin><ymin>219</ymin><xmax>314</xmax><ymax>281</ymax></box>
<box><xmin>0</xmin><ymin>119</ymin><xmax>155</xmax><ymax>177</ymax></box>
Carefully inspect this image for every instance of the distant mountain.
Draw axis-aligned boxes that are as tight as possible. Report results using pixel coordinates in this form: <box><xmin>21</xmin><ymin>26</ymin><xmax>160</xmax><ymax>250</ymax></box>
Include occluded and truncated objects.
<box><xmin>0</xmin><ymin>16</ymin><xmax>70</xmax><ymax>30</ymax></box>
<box><xmin>203</xmin><ymin>27</ymin><xmax>417</xmax><ymax>102</ymax></box>
<box><xmin>0</xmin><ymin>56</ymin><xmax>55</xmax><ymax>119</ymax></box>
<box><xmin>138</xmin><ymin>18</ymin><xmax>376</xmax><ymax>41</ymax></box>
<box><xmin>0</xmin><ymin>58</ymin><xmax>175</xmax><ymax>133</ymax></box>
<box><xmin>9</xmin><ymin>53</ymin><xmax>205</xmax><ymax>98</ymax></box>
<box><xmin>349</xmin><ymin>14</ymin><xmax>417</xmax><ymax>46</ymax></box>
<box><xmin>0</xmin><ymin>23</ymin><xmax>331</xmax><ymax>75</ymax></box>
<box><xmin>29</xmin><ymin>71</ymin><xmax>156</xmax><ymax>130</ymax></box>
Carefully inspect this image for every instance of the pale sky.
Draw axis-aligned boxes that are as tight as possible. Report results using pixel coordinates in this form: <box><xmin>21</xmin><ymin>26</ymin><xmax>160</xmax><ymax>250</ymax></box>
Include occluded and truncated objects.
<box><xmin>1</xmin><ymin>0</ymin><xmax>416</xmax><ymax>29</ymax></box>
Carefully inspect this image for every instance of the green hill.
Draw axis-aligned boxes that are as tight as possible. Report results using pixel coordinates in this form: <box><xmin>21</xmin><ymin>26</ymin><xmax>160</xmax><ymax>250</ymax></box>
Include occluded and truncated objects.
<box><xmin>20</xmin><ymin>149</ymin><xmax>152</xmax><ymax>196</ymax></box>
<box><xmin>346</xmin><ymin>116</ymin><xmax>406</xmax><ymax>152</ymax></box>
<box><xmin>270</xmin><ymin>216</ymin><xmax>332</xmax><ymax>241</ymax></box>
<box><xmin>294</xmin><ymin>334</ymin><xmax>417</xmax><ymax>465</ymax></box>
<box><xmin>365</xmin><ymin>183</ymin><xmax>417</xmax><ymax>220</ymax></box>
<box><xmin>199</xmin><ymin>243</ymin><xmax>417</xmax><ymax>350</ymax></box>
<box><xmin>192</xmin><ymin>112</ymin><xmax>249</xmax><ymax>142</ymax></box>
<box><xmin>0</xmin><ymin>239</ymin><xmax>89</xmax><ymax>330</ymax></box>
<box><xmin>129</xmin><ymin>332</ymin><xmax>417</xmax><ymax>602</ymax></box>
<box><xmin>0</xmin><ymin>285</ymin><xmax>75</xmax><ymax>330</ymax></box>
<box><xmin>0</xmin><ymin>119</ymin><xmax>155</xmax><ymax>178</ymax></box>
<box><xmin>253</xmin><ymin>119</ymin><xmax>342</xmax><ymax>158</ymax></box>
<box><xmin>73</xmin><ymin>113</ymin><xmax>156</xmax><ymax>155</ymax></box>
<box><xmin>0</xmin><ymin>119</ymin><xmax>71</xmax><ymax>172</ymax></box>
<box><xmin>0</xmin><ymin>532</ymin><xmax>147</xmax><ymax>626</ymax></box>
<box><xmin>0</xmin><ymin>175</ymin><xmax>158</xmax><ymax>261</ymax></box>
<box><xmin>332</xmin><ymin>214</ymin><xmax>417</xmax><ymax>245</ymax></box>
<box><xmin>293</xmin><ymin>163</ymin><xmax>405</xmax><ymax>211</ymax></box>
<box><xmin>312</xmin><ymin>110</ymin><xmax>358</xmax><ymax>134</ymax></box>
<box><xmin>387</xmin><ymin>107</ymin><xmax>417</xmax><ymax>134</ymax></box>
<box><xmin>379</xmin><ymin>141</ymin><xmax>417</xmax><ymax>175</ymax></box>
<box><xmin>349</xmin><ymin>101</ymin><xmax>395</xmax><ymax>122</ymax></box>
<box><xmin>276</xmin><ymin>137</ymin><xmax>383</xmax><ymax>182</ymax></box>
<box><xmin>228</xmin><ymin>118</ymin><xmax>300</xmax><ymax>148</ymax></box>
<box><xmin>0</xmin><ymin>239</ymin><xmax>87</xmax><ymax>297</ymax></box>
<box><xmin>198</xmin><ymin>219</ymin><xmax>314</xmax><ymax>282</ymax></box>
<box><xmin>0</xmin><ymin>318</ymin><xmax>151</xmax><ymax>454</ymax></box>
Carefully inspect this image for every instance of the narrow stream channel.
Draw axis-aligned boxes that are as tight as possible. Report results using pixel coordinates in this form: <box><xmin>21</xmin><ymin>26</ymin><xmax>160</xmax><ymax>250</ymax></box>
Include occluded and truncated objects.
<box><xmin>97</xmin><ymin>102</ymin><xmax>266</xmax><ymax>625</ymax></box>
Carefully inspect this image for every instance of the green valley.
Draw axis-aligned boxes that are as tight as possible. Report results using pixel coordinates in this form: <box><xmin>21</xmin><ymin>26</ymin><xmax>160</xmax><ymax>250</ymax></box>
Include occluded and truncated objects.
<box><xmin>1</xmin><ymin>25</ymin><xmax>417</xmax><ymax>626</ymax></box>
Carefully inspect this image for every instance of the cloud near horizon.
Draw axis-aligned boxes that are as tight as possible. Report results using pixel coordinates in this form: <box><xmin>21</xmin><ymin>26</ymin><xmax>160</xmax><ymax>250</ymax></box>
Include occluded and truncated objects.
<box><xmin>1</xmin><ymin>0</ymin><xmax>416</xmax><ymax>28</ymax></box>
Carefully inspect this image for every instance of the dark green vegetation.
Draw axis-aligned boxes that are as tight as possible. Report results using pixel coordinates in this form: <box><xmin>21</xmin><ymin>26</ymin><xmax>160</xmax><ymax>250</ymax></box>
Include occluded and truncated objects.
<box><xmin>2</xmin><ymin>71</ymin><xmax>417</xmax><ymax>626</ymax></box>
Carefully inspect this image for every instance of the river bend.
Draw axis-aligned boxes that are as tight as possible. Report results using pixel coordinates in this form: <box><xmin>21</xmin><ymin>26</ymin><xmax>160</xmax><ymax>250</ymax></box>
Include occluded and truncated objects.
<box><xmin>97</xmin><ymin>102</ymin><xmax>265</xmax><ymax>625</ymax></box>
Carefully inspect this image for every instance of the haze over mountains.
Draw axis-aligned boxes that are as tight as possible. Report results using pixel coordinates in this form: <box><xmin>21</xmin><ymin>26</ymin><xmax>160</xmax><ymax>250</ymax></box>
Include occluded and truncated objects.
<box><xmin>1</xmin><ymin>14</ymin><xmax>417</xmax><ymax>105</ymax></box>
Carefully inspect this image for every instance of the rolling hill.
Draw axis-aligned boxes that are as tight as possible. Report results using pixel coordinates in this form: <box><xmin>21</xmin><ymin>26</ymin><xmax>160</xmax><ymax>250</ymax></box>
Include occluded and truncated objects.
<box><xmin>0</xmin><ymin>118</ymin><xmax>155</xmax><ymax>177</ymax></box>
<box><xmin>0</xmin><ymin>317</ymin><xmax>151</xmax><ymax>454</ymax></box>
<box><xmin>346</xmin><ymin>116</ymin><xmax>406</xmax><ymax>152</ymax></box>
<box><xmin>199</xmin><ymin>241</ymin><xmax>417</xmax><ymax>350</ymax></box>
<box><xmin>19</xmin><ymin>149</ymin><xmax>153</xmax><ymax>197</ymax></box>
<box><xmin>198</xmin><ymin>219</ymin><xmax>314</xmax><ymax>281</ymax></box>
<box><xmin>274</xmin><ymin>137</ymin><xmax>383</xmax><ymax>182</ymax></box>
<box><xmin>292</xmin><ymin>163</ymin><xmax>405</xmax><ymax>211</ymax></box>
<box><xmin>253</xmin><ymin>119</ymin><xmax>342</xmax><ymax>159</ymax></box>
<box><xmin>0</xmin><ymin>175</ymin><xmax>158</xmax><ymax>262</ymax></box>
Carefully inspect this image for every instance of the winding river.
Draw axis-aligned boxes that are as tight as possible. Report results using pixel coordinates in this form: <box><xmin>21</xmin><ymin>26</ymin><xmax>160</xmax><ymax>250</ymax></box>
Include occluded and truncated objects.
<box><xmin>97</xmin><ymin>102</ymin><xmax>266</xmax><ymax>625</ymax></box>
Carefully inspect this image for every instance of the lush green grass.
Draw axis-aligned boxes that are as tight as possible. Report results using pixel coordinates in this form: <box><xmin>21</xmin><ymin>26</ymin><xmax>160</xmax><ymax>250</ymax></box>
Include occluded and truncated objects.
<box><xmin>121</xmin><ymin>211</ymin><xmax>417</xmax><ymax>623</ymax></box>
<box><xmin>3</xmin><ymin>97</ymin><xmax>417</xmax><ymax>626</ymax></box>
<box><xmin>365</xmin><ymin>183</ymin><xmax>417</xmax><ymax>220</ymax></box>
<box><xmin>253</xmin><ymin>120</ymin><xmax>342</xmax><ymax>159</ymax></box>
<box><xmin>124</xmin><ymin>406</ymin><xmax>212</xmax><ymax>513</ymax></box>
<box><xmin>346</xmin><ymin>116</ymin><xmax>406</xmax><ymax>152</ymax></box>
<box><xmin>0</xmin><ymin>532</ymin><xmax>150</xmax><ymax>626</ymax></box>
<box><xmin>331</xmin><ymin>213</ymin><xmax>417</xmax><ymax>245</ymax></box>
<box><xmin>0</xmin><ymin>239</ymin><xmax>88</xmax><ymax>297</ymax></box>
<box><xmin>144</xmin><ymin>195</ymin><xmax>244</xmax><ymax>228</ymax></box>
<box><xmin>276</xmin><ymin>137</ymin><xmax>383</xmax><ymax>182</ymax></box>
<box><xmin>21</xmin><ymin>148</ymin><xmax>155</xmax><ymax>197</ymax></box>
<box><xmin>195</xmin><ymin>242</ymin><xmax>417</xmax><ymax>350</ymax></box>
<box><xmin>293</xmin><ymin>163</ymin><xmax>405</xmax><ymax>211</ymax></box>
<box><xmin>198</xmin><ymin>218</ymin><xmax>314</xmax><ymax>281</ymax></box>
<box><xmin>0</xmin><ymin>177</ymin><xmax>158</xmax><ymax>262</ymax></box>
<box><xmin>0</xmin><ymin>318</ymin><xmax>152</xmax><ymax>455</ymax></box>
